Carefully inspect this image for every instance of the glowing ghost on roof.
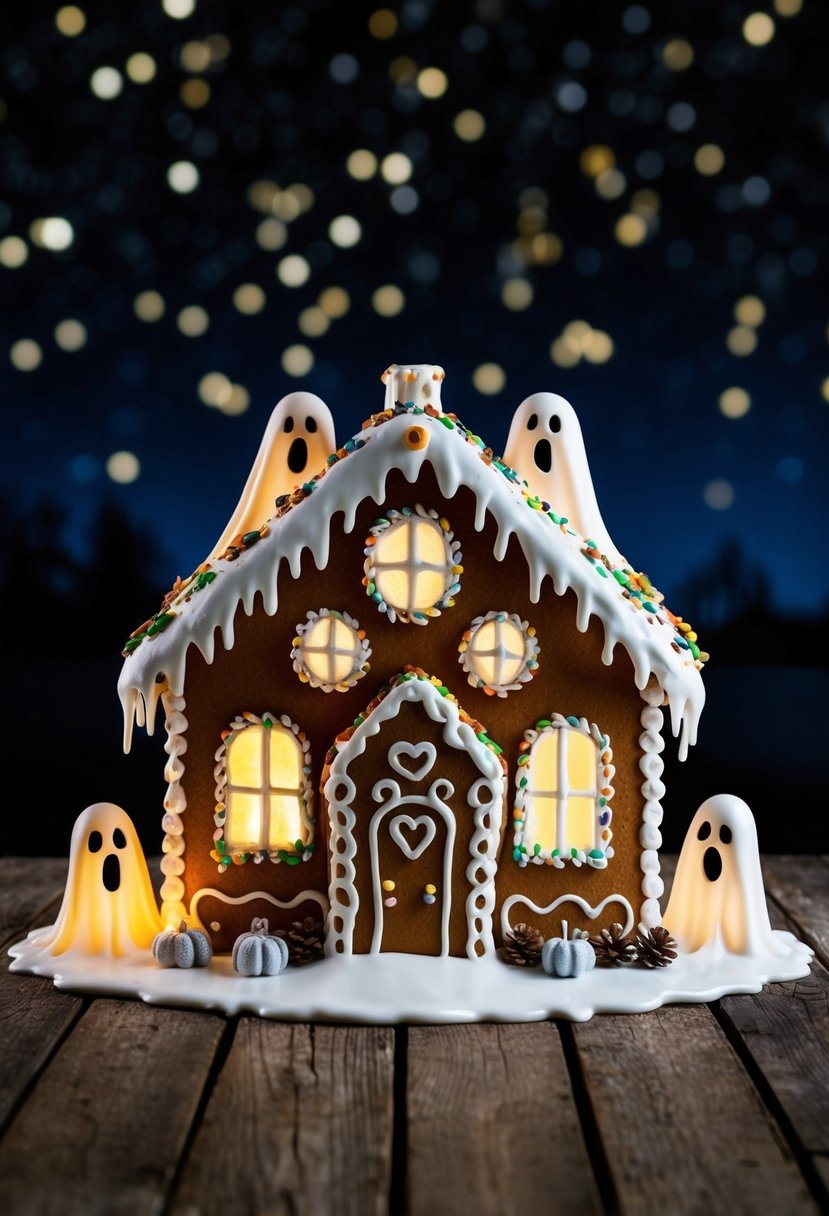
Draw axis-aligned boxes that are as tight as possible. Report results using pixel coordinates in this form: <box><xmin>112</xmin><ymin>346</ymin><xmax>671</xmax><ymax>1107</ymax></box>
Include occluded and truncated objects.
<box><xmin>28</xmin><ymin>803</ymin><xmax>163</xmax><ymax>959</ymax></box>
<box><xmin>207</xmin><ymin>390</ymin><xmax>336</xmax><ymax>563</ymax></box>
<box><xmin>504</xmin><ymin>392</ymin><xmax>627</xmax><ymax>567</ymax></box>
<box><xmin>664</xmin><ymin>794</ymin><xmax>812</xmax><ymax>964</ymax></box>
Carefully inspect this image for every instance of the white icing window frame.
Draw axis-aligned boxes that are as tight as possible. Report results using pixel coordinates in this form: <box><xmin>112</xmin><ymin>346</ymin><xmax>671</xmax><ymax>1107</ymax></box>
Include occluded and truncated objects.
<box><xmin>513</xmin><ymin>714</ymin><xmax>614</xmax><ymax>870</ymax></box>
<box><xmin>291</xmin><ymin>608</ymin><xmax>371</xmax><ymax>693</ymax></box>
<box><xmin>212</xmin><ymin>711</ymin><xmax>314</xmax><ymax>870</ymax></box>
<box><xmin>458</xmin><ymin>611</ymin><xmax>540</xmax><ymax>697</ymax></box>
<box><xmin>364</xmin><ymin>504</ymin><xmax>462</xmax><ymax>625</ymax></box>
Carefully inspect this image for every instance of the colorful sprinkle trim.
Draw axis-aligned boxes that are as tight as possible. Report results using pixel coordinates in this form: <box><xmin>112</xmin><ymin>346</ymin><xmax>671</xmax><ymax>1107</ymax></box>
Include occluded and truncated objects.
<box><xmin>458</xmin><ymin>611</ymin><xmax>540</xmax><ymax>697</ymax></box>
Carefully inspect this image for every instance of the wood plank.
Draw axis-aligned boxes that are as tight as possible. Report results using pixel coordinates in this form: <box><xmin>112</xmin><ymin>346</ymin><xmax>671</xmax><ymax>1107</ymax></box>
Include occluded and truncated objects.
<box><xmin>573</xmin><ymin>1004</ymin><xmax>817</xmax><ymax>1215</ymax></box>
<box><xmin>406</xmin><ymin>1024</ymin><xmax>602</xmax><ymax>1216</ymax></box>
<box><xmin>170</xmin><ymin>1021</ymin><xmax>394</xmax><ymax>1216</ymax></box>
<box><xmin>0</xmin><ymin>858</ymin><xmax>67</xmax><ymax>951</ymax></box>
<box><xmin>0</xmin><ymin>858</ymin><xmax>82</xmax><ymax>1133</ymax></box>
<box><xmin>1</xmin><ymin>998</ymin><xmax>225</xmax><ymax>1216</ymax></box>
<box><xmin>762</xmin><ymin>856</ymin><xmax>829</xmax><ymax>968</ymax></box>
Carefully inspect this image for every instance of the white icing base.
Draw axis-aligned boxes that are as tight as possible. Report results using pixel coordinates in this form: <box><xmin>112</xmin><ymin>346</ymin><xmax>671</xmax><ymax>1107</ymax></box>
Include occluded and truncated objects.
<box><xmin>8</xmin><ymin>931</ymin><xmax>812</xmax><ymax>1023</ymax></box>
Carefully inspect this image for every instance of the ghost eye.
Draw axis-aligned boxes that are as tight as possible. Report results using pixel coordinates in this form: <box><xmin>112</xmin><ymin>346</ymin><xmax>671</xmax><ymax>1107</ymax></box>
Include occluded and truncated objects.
<box><xmin>88</xmin><ymin>831</ymin><xmax>103</xmax><ymax>853</ymax></box>
<box><xmin>719</xmin><ymin>825</ymin><xmax>732</xmax><ymax>845</ymax></box>
<box><xmin>550</xmin><ymin>415</ymin><xmax>561</xmax><ymax>433</ymax></box>
<box><xmin>697</xmin><ymin>820</ymin><xmax>712</xmax><ymax>841</ymax></box>
<box><xmin>113</xmin><ymin>827</ymin><xmax>127</xmax><ymax>849</ymax></box>
<box><xmin>306</xmin><ymin>416</ymin><xmax>318</xmax><ymax>433</ymax></box>
<box><xmin>526</xmin><ymin>414</ymin><xmax>538</xmax><ymax>431</ymax></box>
<box><xmin>283</xmin><ymin>416</ymin><xmax>294</xmax><ymax>434</ymax></box>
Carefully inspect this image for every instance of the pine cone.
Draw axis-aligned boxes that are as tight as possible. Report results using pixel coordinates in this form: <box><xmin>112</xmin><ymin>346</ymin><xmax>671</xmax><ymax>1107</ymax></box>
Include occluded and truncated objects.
<box><xmin>589</xmin><ymin>923</ymin><xmax>638</xmax><ymax>967</ymax></box>
<box><xmin>286</xmin><ymin>917</ymin><xmax>325</xmax><ymax>965</ymax></box>
<box><xmin>504</xmin><ymin>923</ymin><xmax>545</xmax><ymax>967</ymax></box>
<box><xmin>635</xmin><ymin>925</ymin><xmax>678</xmax><ymax>968</ymax></box>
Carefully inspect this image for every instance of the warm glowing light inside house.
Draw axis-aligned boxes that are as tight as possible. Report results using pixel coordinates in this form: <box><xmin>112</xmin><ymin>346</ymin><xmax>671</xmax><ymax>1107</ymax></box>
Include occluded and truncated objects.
<box><xmin>373</xmin><ymin>518</ymin><xmax>451</xmax><ymax>615</ymax></box>
<box><xmin>225</xmin><ymin>724</ymin><xmax>306</xmax><ymax>852</ymax></box>
<box><xmin>467</xmin><ymin>618</ymin><xmax>526</xmax><ymax>687</ymax></box>
<box><xmin>302</xmin><ymin>616</ymin><xmax>363</xmax><ymax>684</ymax></box>
<box><xmin>523</xmin><ymin>728</ymin><xmax>598</xmax><ymax>853</ymax></box>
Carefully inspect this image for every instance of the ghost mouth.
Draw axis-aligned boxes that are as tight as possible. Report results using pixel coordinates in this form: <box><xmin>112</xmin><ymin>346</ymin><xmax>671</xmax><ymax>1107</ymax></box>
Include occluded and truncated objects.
<box><xmin>703</xmin><ymin>846</ymin><xmax>722</xmax><ymax>883</ymax></box>
<box><xmin>102</xmin><ymin>853</ymin><xmax>121</xmax><ymax>893</ymax></box>
<box><xmin>288</xmin><ymin>437</ymin><xmax>308</xmax><ymax>475</ymax></box>
<box><xmin>534</xmin><ymin>438</ymin><xmax>552</xmax><ymax>473</ymax></box>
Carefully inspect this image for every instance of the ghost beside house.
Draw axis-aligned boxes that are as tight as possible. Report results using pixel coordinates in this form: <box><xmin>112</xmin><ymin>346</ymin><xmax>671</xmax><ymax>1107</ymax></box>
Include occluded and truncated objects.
<box><xmin>27</xmin><ymin>803</ymin><xmax>163</xmax><ymax>959</ymax></box>
<box><xmin>664</xmin><ymin>794</ymin><xmax>813</xmax><ymax>965</ymax></box>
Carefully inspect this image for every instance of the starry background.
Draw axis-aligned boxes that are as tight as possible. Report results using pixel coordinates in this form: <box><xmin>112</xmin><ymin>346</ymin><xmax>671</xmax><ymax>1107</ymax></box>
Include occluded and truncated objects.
<box><xmin>1</xmin><ymin>0</ymin><xmax>827</xmax><ymax>853</ymax></box>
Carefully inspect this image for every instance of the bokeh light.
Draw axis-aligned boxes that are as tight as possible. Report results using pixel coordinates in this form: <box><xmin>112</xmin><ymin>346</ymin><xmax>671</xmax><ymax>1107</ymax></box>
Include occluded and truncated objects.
<box><xmin>167</xmin><ymin>161</ymin><xmax>199</xmax><ymax>193</ymax></box>
<box><xmin>10</xmin><ymin>339</ymin><xmax>43</xmax><ymax>371</ymax></box>
<box><xmin>233</xmin><ymin>284</ymin><xmax>266</xmax><ymax>315</ymax></box>
<box><xmin>372</xmin><ymin>285</ymin><xmax>405</xmax><ymax>317</ymax></box>
<box><xmin>472</xmin><ymin>363</ymin><xmax>506</xmax><ymax>394</ymax></box>
<box><xmin>282</xmin><ymin>344</ymin><xmax>314</xmax><ymax>376</ymax></box>
<box><xmin>719</xmin><ymin>387</ymin><xmax>752</xmax><ymax>419</ymax></box>
<box><xmin>54</xmin><ymin>319</ymin><xmax>87</xmax><ymax>351</ymax></box>
<box><xmin>106</xmin><ymin>451</ymin><xmax>141</xmax><ymax>484</ymax></box>
<box><xmin>703</xmin><ymin>479</ymin><xmax>735</xmax><ymax>510</ymax></box>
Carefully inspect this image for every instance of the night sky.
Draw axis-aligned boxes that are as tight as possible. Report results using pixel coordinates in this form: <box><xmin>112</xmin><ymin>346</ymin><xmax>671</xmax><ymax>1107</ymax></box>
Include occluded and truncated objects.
<box><xmin>2</xmin><ymin>0</ymin><xmax>828</xmax><ymax>614</ymax></box>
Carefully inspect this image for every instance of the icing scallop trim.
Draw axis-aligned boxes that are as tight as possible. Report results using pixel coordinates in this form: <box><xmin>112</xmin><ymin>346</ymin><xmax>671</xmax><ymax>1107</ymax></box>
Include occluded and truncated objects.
<box><xmin>638</xmin><ymin>685</ymin><xmax>666</xmax><ymax>929</ymax></box>
<box><xmin>119</xmin><ymin>407</ymin><xmax>705</xmax><ymax>760</ymax></box>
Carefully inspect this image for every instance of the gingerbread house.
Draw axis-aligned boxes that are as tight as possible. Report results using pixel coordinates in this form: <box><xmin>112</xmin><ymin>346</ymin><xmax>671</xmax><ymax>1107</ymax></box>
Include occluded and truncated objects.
<box><xmin>118</xmin><ymin>364</ymin><xmax>706</xmax><ymax>957</ymax></box>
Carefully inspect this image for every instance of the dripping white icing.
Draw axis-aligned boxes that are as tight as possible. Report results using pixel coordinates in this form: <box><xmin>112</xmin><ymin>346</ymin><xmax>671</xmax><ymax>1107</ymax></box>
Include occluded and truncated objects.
<box><xmin>119</xmin><ymin>410</ymin><xmax>704</xmax><ymax>757</ymax></box>
<box><xmin>638</xmin><ymin>686</ymin><xmax>666</xmax><ymax>930</ymax></box>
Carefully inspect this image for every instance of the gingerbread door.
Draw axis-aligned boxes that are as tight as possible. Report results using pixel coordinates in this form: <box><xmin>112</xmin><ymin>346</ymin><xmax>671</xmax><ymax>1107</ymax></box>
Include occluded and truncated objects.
<box><xmin>323</xmin><ymin>676</ymin><xmax>506</xmax><ymax>958</ymax></box>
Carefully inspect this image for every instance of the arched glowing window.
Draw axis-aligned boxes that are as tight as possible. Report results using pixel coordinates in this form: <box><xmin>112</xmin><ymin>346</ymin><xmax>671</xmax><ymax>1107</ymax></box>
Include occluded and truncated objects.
<box><xmin>459</xmin><ymin>611</ymin><xmax>539</xmax><ymax>696</ymax></box>
<box><xmin>212</xmin><ymin>713</ymin><xmax>314</xmax><ymax>869</ymax></box>
<box><xmin>292</xmin><ymin>609</ymin><xmax>371</xmax><ymax>692</ymax></box>
<box><xmin>513</xmin><ymin>716</ymin><xmax>615</xmax><ymax>870</ymax></box>
<box><xmin>364</xmin><ymin>505</ymin><xmax>461</xmax><ymax>624</ymax></box>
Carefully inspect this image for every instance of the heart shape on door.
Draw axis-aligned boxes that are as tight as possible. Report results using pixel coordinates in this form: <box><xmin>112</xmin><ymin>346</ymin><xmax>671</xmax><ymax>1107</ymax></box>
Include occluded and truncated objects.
<box><xmin>388</xmin><ymin>741</ymin><xmax>436</xmax><ymax>784</ymax></box>
<box><xmin>389</xmin><ymin>814</ymin><xmax>437</xmax><ymax>861</ymax></box>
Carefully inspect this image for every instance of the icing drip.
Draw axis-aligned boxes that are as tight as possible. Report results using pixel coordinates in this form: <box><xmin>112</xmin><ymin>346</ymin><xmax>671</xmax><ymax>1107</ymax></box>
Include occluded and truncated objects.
<box><xmin>638</xmin><ymin>686</ymin><xmax>666</xmax><ymax>929</ymax></box>
<box><xmin>160</xmin><ymin>690</ymin><xmax>188</xmax><ymax>926</ymax></box>
<box><xmin>120</xmin><ymin>410</ymin><xmax>704</xmax><ymax>759</ymax></box>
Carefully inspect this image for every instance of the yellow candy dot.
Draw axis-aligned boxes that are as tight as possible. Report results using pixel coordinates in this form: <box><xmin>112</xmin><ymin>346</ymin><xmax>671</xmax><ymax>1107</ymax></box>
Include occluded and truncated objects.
<box><xmin>382</xmin><ymin>879</ymin><xmax>396</xmax><ymax>891</ymax></box>
<box><xmin>425</xmin><ymin>883</ymin><xmax>436</xmax><ymax>895</ymax></box>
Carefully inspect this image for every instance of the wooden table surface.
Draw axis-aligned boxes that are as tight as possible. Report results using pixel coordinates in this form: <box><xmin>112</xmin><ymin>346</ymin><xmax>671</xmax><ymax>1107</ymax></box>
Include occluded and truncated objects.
<box><xmin>1</xmin><ymin>855</ymin><xmax>827</xmax><ymax>1216</ymax></box>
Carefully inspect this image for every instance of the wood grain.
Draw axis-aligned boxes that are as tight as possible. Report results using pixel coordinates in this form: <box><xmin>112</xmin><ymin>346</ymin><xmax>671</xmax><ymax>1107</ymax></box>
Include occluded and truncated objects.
<box><xmin>573</xmin><ymin>1003</ymin><xmax>817</xmax><ymax>1216</ymax></box>
<box><xmin>1</xmin><ymin>999</ymin><xmax>225</xmax><ymax>1216</ymax></box>
<box><xmin>763</xmin><ymin>856</ymin><xmax>829</xmax><ymax>967</ymax></box>
<box><xmin>170</xmin><ymin>1021</ymin><xmax>395</xmax><ymax>1216</ymax></box>
<box><xmin>406</xmin><ymin>1023</ymin><xmax>602</xmax><ymax>1216</ymax></box>
<box><xmin>0</xmin><ymin>858</ymin><xmax>68</xmax><ymax>951</ymax></box>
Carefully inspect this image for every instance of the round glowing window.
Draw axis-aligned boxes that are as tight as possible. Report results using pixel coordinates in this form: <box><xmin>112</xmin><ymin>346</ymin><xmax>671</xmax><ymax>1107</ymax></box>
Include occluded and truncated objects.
<box><xmin>291</xmin><ymin>609</ymin><xmax>371</xmax><ymax>692</ymax></box>
<box><xmin>364</xmin><ymin>505</ymin><xmax>461</xmax><ymax>624</ymax></box>
<box><xmin>459</xmin><ymin>611</ymin><xmax>539</xmax><ymax>696</ymax></box>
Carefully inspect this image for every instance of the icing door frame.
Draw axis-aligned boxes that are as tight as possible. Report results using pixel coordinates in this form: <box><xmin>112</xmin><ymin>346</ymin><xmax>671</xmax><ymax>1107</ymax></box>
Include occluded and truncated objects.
<box><xmin>323</xmin><ymin>677</ymin><xmax>504</xmax><ymax>959</ymax></box>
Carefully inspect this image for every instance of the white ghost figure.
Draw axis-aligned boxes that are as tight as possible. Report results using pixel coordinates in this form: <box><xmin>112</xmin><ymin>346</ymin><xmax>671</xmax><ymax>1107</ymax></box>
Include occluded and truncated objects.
<box><xmin>207</xmin><ymin>390</ymin><xmax>336</xmax><ymax>562</ymax></box>
<box><xmin>29</xmin><ymin>803</ymin><xmax>163</xmax><ymax>959</ymax></box>
<box><xmin>504</xmin><ymin>392</ymin><xmax>627</xmax><ymax>566</ymax></box>
<box><xmin>664</xmin><ymin>794</ymin><xmax>811</xmax><ymax>964</ymax></box>
<box><xmin>382</xmin><ymin>363</ymin><xmax>445</xmax><ymax>411</ymax></box>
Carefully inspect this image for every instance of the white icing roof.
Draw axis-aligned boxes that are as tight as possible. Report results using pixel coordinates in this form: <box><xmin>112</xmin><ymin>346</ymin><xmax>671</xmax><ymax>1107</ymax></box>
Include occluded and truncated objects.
<box><xmin>119</xmin><ymin>408</ymin><xmax>705</xmax><ymax>759</ymax></box>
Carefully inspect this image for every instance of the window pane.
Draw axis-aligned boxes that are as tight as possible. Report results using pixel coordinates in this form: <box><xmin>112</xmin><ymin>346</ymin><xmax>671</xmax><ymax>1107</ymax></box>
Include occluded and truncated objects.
<box><xmin>225</xmin><ymin>791</ymin><xmax>263</xmax><ymax>850</ymax></box>
<box><xmin>532</xmin><ymin>729</ymin><xmax>559</xmax><ymax>791</ymax></box>
<box><xmin>468</xmin><ymin>617</ymin><xmax>527</xmax><ymax>687</ymax></box>
<box><xmin>268</xmin><ymin>793</ymin><xmax>303</xmax><ymax>850</ymax></box>
<box><xmin>524</xmin><ymin>795</ymin><xmax>557</xmax><ymax>852</ymax></box>
<box><xmin>269</xmin><ymin>726</ymin><xmax>302</xmax><ymax>790</ymax></box>
<box><xmin>226</xmin><ymin>726</ymin><xmax>263</xmax><ymax>788</ymax></box>
<box><xmin>302</xmin><ymin>615</ymin><xmax>361</xmax><ymax>684</ymax></box>
<box><xmin>566</xmin><ymin>796</ymin><xmax>595</xmax><ymax>852</ymax></box>
<box><xmin>373</xmin><ymin>517</ymin><xmax>451</xmax><ymax>614</ymax></box>
<box><xmin>567</xmin><ymin>731</ymin><xmax>597</xmax><ymax>794</ymax></box>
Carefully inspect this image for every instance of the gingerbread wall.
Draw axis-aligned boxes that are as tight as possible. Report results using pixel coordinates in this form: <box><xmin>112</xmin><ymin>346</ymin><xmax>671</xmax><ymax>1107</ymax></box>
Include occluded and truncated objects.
<box><xmin>177</xmin><ymin>464</ymin><xmax>652</xmax><ymax>950</ymax></box>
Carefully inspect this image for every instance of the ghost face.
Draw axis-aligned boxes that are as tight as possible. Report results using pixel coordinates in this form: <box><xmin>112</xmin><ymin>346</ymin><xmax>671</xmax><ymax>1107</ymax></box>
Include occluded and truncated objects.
<box><xmin>664</xmin><ymin>794</ymin><xmax>774</xmax><ymax>957</ymax></box>
<box><xmin>32</xmin><ymin>803</ymin><xmax>163</xmax><ymax>959</ymax></box>
<box><xmin>504</xmin><ymin>393</ymin><xmax>626</xmax><ymax>566</ymax></box>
